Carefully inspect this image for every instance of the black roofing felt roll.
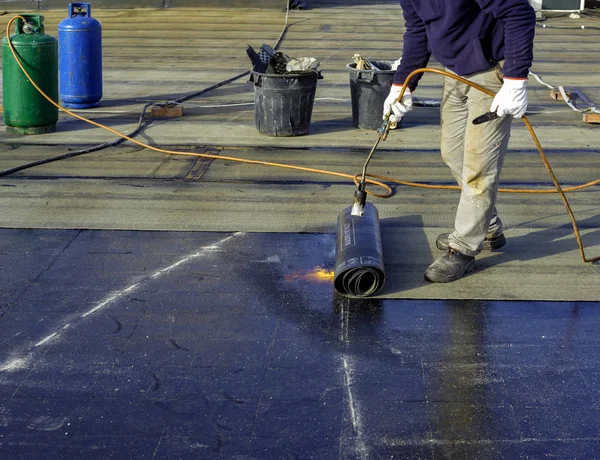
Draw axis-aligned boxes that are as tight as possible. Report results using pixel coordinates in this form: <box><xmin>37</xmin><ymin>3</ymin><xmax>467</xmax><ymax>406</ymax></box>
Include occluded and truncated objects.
<box><xmin>334</xmin><ymin>202</ymin><xmax>385</xmax><ymax>297</ymax></box>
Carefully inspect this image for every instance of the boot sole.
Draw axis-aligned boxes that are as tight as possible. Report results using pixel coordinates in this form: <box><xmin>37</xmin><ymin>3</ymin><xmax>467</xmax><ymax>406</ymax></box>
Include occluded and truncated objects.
<box><xmin>424</xmin><ymin>259</ymin><xmax>476</xmax><ymax>283</ymax></box>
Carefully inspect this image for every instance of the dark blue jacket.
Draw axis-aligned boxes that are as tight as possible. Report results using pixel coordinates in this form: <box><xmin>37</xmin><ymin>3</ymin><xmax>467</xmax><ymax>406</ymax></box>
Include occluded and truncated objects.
<box><xmin>393</xmin><ymin>0</ymin><xmax>536</xmax><ymax>88</ymax></box>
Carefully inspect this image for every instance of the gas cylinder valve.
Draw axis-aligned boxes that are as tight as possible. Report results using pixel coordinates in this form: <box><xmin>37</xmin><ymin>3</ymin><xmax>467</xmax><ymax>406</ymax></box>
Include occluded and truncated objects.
<box><xmin>22</xmin><ymin>22</ymin><xmax>37</xmax><ymax>34</ymax></box>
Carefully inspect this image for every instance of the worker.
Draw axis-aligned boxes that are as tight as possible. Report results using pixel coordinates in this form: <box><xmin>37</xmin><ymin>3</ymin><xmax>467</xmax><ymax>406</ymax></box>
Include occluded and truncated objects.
<box><xmin>383</xmin><ymin>0</ymin><xmax>536</xmax><ymax>283</ymax></box>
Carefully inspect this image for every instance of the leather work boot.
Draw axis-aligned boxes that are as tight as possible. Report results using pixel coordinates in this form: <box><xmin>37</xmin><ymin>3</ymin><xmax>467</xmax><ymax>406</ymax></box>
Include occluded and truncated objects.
<box><xmin>424</xmin><ymin>248</ymin><xmax>475</xmax><ymax>283</ymax></box>
<box><xmin>436</xmin><ymin>232</ymin><xmax>506</xmax><ymax>251</ymax></box>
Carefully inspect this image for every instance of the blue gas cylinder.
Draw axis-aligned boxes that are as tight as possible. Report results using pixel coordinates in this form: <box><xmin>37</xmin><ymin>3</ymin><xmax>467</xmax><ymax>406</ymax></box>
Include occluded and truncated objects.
<box><xmin>58</xmin><ymin>3</ymin><xmax>102</xmax><ymax>108</ymax></box>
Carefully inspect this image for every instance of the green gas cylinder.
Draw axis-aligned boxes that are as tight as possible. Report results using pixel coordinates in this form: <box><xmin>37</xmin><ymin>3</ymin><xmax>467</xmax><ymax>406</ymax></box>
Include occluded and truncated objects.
<box><xmin>2</xmin><ymin>15</ymin><xmax>59</xmax><ymax>135</ymax></box>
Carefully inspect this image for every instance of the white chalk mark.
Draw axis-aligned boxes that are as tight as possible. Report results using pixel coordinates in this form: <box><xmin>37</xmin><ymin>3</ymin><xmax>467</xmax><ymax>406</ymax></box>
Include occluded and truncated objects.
<box><xmin>27</xmin><ymin>416</ymin><xmax>68</xmax><ymax>432</ymax></box>
<box><xmin>81</xmin><ymin>232</ymin><xmax>242</xmax><ymax>319</ymax></box>
<box><xmin>338</xmin><ymin>297</ymin><xmax>368</xmax><ymax>459</ymax></box>
<box><xmin>149</xmin><ymin>235</ymin><xmax>239</xmax><ymax>280</ymax></box>
<box><xmin>0</xmin><ymin>408</ymin><xmax>8</xmax><ymax>427</ymax></box>
<box><xmin>342</xmin><ymin>356</ymin><xmax>368</xmax><ymax>459</ymax></box>
<box><xmin>0</xmin><ymin>356</ymin><xmax>31</xmax><ymax>372</ymax></box>
<box><xmin>343</xmin><ymin>358</ymin><xmax>359</xmax><ymax>433</ymax></box>
<box><xmin>35</xmin><ymin>332</ymin><xmax>58</xmax><ymax>347</ymax></box>
<box><xmin>339</xmin><ymin>296</ymin><xmax>349</xmax><ymax>344</ymax></box>
<box><xmin>0</xmin><ymin>233</ymin><xmax>244</xmax><ymax>371</ymax></box>
<box><xmin>384</xmin><ymin>437</ymin><xmax>600</xmax><ymax>447</ymax></box>
<box><xmin>251</xmin><ymin>255</ymin><xmax>281</xmax><ymax>264</ymax></box>
<box><xmin>189</xmin><ymin>443</ymin><xmax>210</xmax><ymax>449</ymax></box>
<box><xmin>81</xmin><ymin>290</ymin><xmax>133</xmax><ymax>318</ymax></box>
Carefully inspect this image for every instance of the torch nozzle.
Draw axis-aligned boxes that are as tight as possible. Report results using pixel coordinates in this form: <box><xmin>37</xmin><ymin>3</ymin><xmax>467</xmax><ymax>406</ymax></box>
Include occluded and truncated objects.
<box><xmin>351</xmin><ymin>187</ymin><xmax>367</xmax><ymax>217</ymax></box>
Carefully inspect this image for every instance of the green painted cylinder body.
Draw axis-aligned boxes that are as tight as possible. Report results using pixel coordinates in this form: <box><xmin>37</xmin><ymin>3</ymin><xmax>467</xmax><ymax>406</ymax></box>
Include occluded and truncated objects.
<box><xmin>2</xmin><ymin>15</ymin><xmax>59</xmax><ymax>135</ymax></box>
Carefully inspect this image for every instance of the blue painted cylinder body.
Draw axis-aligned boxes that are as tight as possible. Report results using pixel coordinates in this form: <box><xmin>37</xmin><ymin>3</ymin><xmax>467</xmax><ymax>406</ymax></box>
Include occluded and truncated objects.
<box><xmin>58</xmin><ymin>3</ymin><xmax>102</xmax><ymax>109</ymax></box>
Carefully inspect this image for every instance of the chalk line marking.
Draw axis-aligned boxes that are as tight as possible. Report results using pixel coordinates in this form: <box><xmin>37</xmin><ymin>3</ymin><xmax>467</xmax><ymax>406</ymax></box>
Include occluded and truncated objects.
<box><xmin>0</xmin><ymin>356</ymin><xmax>32</xmax><ymax>373</ymax></box>
<box><xmin>338</xmin><ymin>297</ymin><xmax>369</xmax><ymax>459</ymax></box>
<box><xmin>0</xmin><ymin>232</ymin><xmax>244</xmax><ymax>370</ymax></box>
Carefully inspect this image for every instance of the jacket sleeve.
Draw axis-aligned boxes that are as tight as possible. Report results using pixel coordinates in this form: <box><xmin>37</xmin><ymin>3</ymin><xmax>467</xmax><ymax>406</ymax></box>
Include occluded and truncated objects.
<box><xmin>475</xmin><ymin>0</ymin><xmax>536</xmax><ymax>79</ymax></box>
<box><xmin>393</xmin><ymin>0</ymin><xmax>431</xmax><ymax>90</ymax></box>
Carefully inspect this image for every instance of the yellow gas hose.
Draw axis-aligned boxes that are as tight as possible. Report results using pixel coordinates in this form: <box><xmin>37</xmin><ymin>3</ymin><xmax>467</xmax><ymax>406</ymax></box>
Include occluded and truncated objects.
<box><xmin>5</xmin><ymin>16</ymin><xmax>599</xmax><ymax>263</ymax></box>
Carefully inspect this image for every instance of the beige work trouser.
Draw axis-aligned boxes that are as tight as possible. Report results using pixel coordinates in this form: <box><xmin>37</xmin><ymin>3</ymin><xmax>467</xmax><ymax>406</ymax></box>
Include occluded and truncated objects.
<box><xmin>440</xmin><ymin>64</ymin><xmax>512</xmax><ymax>257</ymax></box>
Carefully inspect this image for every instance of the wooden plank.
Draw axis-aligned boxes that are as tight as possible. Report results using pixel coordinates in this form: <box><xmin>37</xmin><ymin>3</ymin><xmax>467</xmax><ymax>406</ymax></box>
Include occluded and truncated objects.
<box><xmin>550</xmin><ymin>88</ymin><xmax>571</xmax><ymax>101</ymax></box>
<box><xmin>583</xmin><ymin>112</ymin><xmax>600</xmax><ymax>124</ymax></box>
<box><xmin>151</xmin><ymin>105</ymin><xmax>184</xmax><ymax>117</ymax></box>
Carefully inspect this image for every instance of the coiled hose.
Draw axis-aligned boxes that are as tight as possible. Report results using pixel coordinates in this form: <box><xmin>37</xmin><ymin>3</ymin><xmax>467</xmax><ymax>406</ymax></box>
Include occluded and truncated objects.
<box><xmin>4</xmin><ymin>16</ymin><xmax>599</xmax><ymax>264</ymax></box>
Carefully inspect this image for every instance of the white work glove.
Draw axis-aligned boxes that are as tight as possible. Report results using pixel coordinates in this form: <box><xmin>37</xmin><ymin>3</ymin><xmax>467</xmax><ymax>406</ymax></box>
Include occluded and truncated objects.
<box><xmin>490</xmin><ymin>78</ymin><xmax>528</xmax><ymax>118</ymax></box>
<box><xmin>383</xmin><ymin>85</ymin><xmax>413</xmax><ymax>123</ymax></box>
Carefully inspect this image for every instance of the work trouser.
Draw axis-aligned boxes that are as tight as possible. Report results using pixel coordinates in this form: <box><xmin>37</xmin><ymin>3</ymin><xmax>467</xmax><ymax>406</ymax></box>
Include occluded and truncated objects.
<box><xmin>440</xmin><ymin>64</ymin><xmax>512</xmax><ymax>257</ymax></box>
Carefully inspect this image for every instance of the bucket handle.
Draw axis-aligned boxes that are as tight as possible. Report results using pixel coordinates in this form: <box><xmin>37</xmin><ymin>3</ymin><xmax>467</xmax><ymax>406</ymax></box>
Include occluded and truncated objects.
<box><xmin>253</xmin><ymin>74</ymin><xmax>263</xmax><ymax>87</ymax></box>
<box><xmin>356</xmin><ymin>71</ymin><xmax>374</xmax><ymax>82</ymax></box>
<box><xmin>69</xmin><ymin>3</ymin><xmax>92</xmax><ymax>18</ymax></box>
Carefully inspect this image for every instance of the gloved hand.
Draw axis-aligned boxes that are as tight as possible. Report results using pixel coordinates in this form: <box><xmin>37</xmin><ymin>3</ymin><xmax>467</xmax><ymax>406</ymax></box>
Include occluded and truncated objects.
<box><xmin>383</xmin><ymin>85</ymin><xmax>413</xmax><ymax>123</ymax></box>
<box><xmin>490</xmin><ymin>78</ymin><xmax>528</xmax><ymax>118</ymax></box>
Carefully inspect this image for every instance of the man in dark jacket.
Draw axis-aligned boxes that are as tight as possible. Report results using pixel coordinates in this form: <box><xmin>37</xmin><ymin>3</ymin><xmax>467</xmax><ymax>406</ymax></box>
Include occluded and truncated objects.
<box><xmin>383</xmin><ymin>0</ymin><xmax>536</xmax><ymax>283</ymax></box>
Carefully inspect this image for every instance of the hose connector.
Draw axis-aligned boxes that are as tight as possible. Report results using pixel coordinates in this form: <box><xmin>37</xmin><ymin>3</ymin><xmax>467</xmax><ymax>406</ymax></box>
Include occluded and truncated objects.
<box><xmin>351</xmin><ymin>186</ymin><xmax>367</xmax><ymax>217</ymax></box>
<box><xmin>377</xmin><ymin>118</ymin><xmax>391</xmax><ymax>140</ymax></box>
<box><xmin>22</xmin><ymin>22</ymin><xmax>37</xmax><ymax>34</ymax></box>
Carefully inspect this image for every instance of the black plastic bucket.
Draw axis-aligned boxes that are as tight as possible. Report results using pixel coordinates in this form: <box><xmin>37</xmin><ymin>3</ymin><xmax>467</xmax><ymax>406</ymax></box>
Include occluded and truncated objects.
<box><xmin>347</xmin><ymin>60</ymin><xmax>396</xmax><ymax>130</ymax></box>
<box><xmin>251</xmin><ymin>70</ymin><xmax>318</xmax><ymax>137</ymax></box>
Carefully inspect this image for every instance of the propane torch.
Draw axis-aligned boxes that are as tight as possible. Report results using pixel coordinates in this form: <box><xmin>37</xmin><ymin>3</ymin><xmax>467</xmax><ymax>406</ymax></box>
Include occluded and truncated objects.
<box><xmin>333</xmin><ymin>116</ymin><xmax>393</xmax><ymax>298</ymax></box>
<box><xmin>351</xmin><ymin>116</ymin><xmax>394</xmax><ymax>216</ymax></box>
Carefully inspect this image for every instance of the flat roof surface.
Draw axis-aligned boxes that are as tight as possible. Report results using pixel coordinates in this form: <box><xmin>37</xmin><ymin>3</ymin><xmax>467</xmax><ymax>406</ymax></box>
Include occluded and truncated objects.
<box><xmin>1</xmin><ymin>3</ymin><xmax>600</xmax><ymax>459</ymax></box>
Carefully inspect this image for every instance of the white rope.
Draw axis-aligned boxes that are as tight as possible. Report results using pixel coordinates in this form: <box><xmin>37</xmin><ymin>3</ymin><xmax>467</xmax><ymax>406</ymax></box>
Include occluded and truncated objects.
<box><xmin>528</xmin><ymin>70</ymin><xmax>554</xmax><ymax>89</ymax></box>
<box><xmin>558</xmin><ymin>85</ymin><xmax>584</xmax><ymax>113</ymax></box>
<box><xmin>529</xmin><ymin>70</ymin><xmax>600</xmax><ymax>114</ymax></box>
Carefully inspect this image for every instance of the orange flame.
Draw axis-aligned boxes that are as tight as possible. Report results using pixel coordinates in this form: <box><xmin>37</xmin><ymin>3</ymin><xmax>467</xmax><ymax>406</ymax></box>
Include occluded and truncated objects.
<box><xmin>285</xmin><ymin>267</ymin><xmax>334</xmax><ymax>283</ymax></box>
